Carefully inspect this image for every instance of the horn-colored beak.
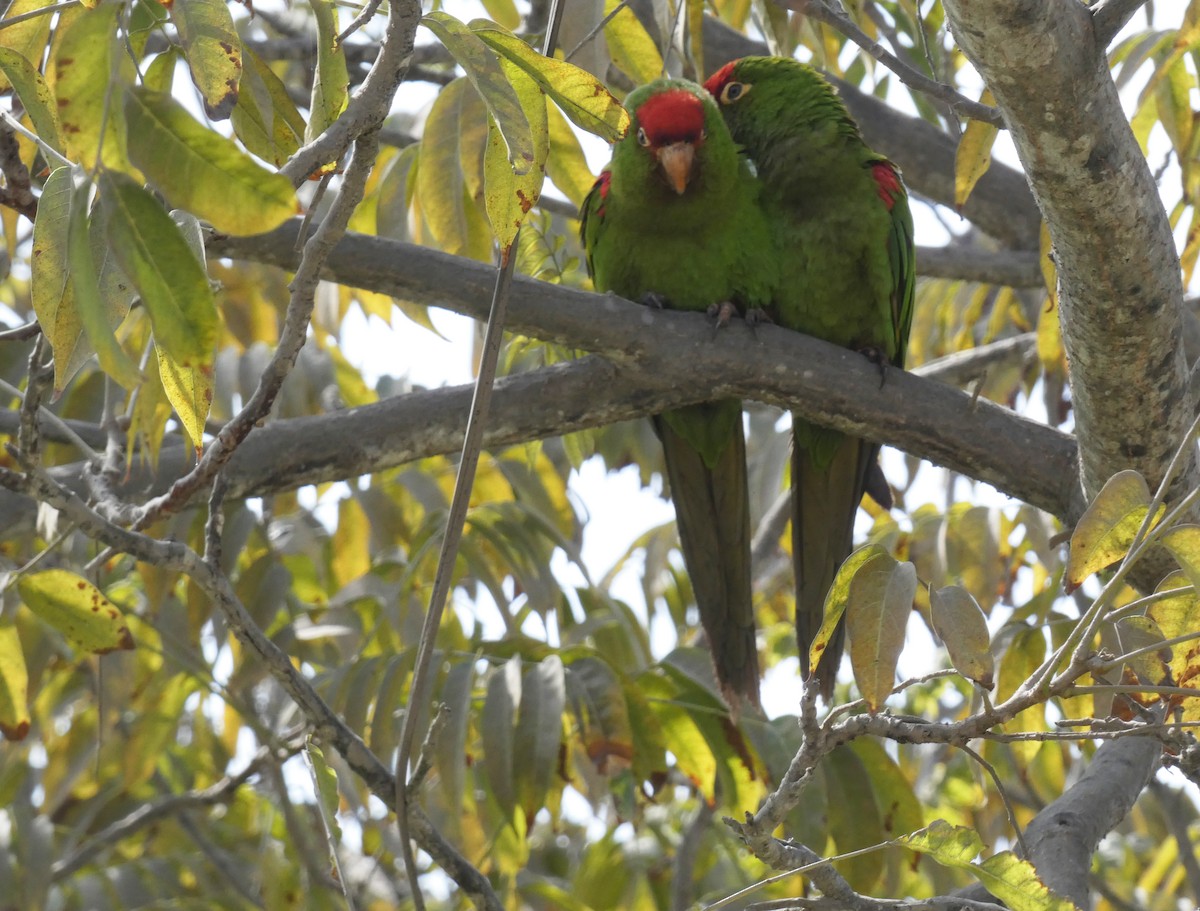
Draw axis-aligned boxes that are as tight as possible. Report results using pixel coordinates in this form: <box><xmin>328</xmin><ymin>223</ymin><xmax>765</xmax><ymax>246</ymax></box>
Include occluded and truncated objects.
<box><xmin>657</xmin><ymin>142</ymin><xmax>695</xmax><ymax>195</ymax></box>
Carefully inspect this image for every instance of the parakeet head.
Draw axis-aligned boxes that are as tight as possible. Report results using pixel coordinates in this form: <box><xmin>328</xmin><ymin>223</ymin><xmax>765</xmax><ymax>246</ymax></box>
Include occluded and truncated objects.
<box><xmin>614</xmin><ymin>80</ymin><xmax>734</xmax><ymax>197</ymax></box>
<box><xmin>704</xmin><ymin>56</ymin><xmax>854</xmax><ymax>156</ymax></box>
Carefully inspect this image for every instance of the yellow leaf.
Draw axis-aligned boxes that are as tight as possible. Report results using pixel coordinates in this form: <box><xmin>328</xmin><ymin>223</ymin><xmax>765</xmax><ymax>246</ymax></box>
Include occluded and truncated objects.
<box><xmin>997</xmin><ymin>625</ymin><xmax>1046</xmax><ymax>762</ymax></box>
<box><xmin>157</xmin><ymin>346</ymin><xmax>213</xmax><ymax>455</ymax></box>
<box><xmin>1065</xmin><ymin>470</ymin><xmax>1162</xmax><ymax>591</ymax></box>
<box><xmin>232</xmin><ymin>45</ymin><xmax>307</xmax><ymax>167</ymax></box>
<box><xmin>332</xmin><ymin>497</ymin><xmax>371</xmax><ymax>587</ymax></box>
<box><xmin>0</xmin><ymin>47</ymin><xmax>61</xmax><ymax>153</ymax></box>
<box><xmin>0</xmin><ymin>0</ymin><xmax>53</xmax><ymax>96</ymax></box>
<box><xmin>485</xmin><ymin>58</ymin><xmax>549</xmax><ymax>253</ymax></box>
<box><xmin>168</xmin><ymin>0</ymin><xmax>241</xmax><ymax>120</ymax></box>
<box><xmin>954</xmin><ymin>89</ymin><xmax>998</xmax><ymax>209</ymax></box>
<box><xmin>18</xmin><ymin>569</ymin><xmax>135</xmax><ymax>655</ymax></box>
<box><xmin>0</xmin><ymin>624</ymin><xmax>29</xmax><ymax>741</ymax></box>
<box><xmin>603</xmin><ymin>0</ymin><xmax>663</xmax><ymax>86</ymax></box>
<box><xmin>472</xmin><ymin>21</ymin><xmax>629</xmax><ymax>142</ymax></box>
<box><xmin>546</xmin><ymin>103</ymin><xmax>595</xmax><ymax>208</ymax></box>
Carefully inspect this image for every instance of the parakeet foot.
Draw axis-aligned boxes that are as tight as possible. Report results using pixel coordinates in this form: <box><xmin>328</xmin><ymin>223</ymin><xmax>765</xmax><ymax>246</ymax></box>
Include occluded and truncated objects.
<box><xmin>640</xmin><ymin>291</ymin><xmax>669</xmax><ymax>310</ymax></box>
<box><xmin>707</xmin><ymin>300</ymin><xmax>738</xmax><ymax>332</ymax></box>
<box><xmin>744</xmin><ymin>307</ymin><xmax>773</xmax><ymax>337</ymax></box>
<box><xmin>858</xmin><ymin>345</ymin><xmax>891</xmax><ymax>388</ymax></box>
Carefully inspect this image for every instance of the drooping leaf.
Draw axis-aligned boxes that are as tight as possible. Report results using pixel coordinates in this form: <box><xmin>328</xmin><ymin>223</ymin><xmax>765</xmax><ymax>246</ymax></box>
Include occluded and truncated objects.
<box><xmin>974</xmin><ymin>851</ymin><xmax>1079</xmax><ymax>911</ymax></box>
<box><xmin>482</xmin><ymin>655</ymin><xmax>522</xmax><ymax>819</ymax></box>
<box><xmin>845</xmin><ymin>553</ymin><xmax>917</xmax><ymax>711</ymax></box>
<box><xmin>0</xmin><ymin>0</ymin><xmax>53</xmax><ymax>96</ymax></box>
<box><xmin>546</xmin><ymin>103</ymin><xmax>595</xmax><ymax>208</ymax></box>
<box><xmin>169</xmin><ymin>0</ymin><xmax>241</xmax><ymax>120</ymax></box>
<box><xmin>1066</xmin><ymin>470</ymin><xmax>1162</xmax><ymax>592</ymax></box>
<box><xmin>1112</xmin><ymin>616</ymin><xmax>1169</xmax><ymax>685</ymax></box>
<box><xmin>824</xmin><ymin>745</ymin><xmax>885</xmax><ymax>892</ymax></box>
<box><xmin>603</xmin><ymin>0</ymin><xmax>663</xmax><ymax>86</ymax></box>
<box><xmin>98</xmin><ymin>169</ymin><xmax>218</xmax><ymax>368</ymax></box>
<box><xmin>997</xmin><ymin>625</ymin><xmax>1047</xmax><ymax>761</ymax></box>
<box><xmin>423</xmin><ymin>12</ymin><xmax>535</xmax><ymax>175</ymax></box>
<box><xmin>513</xmin><ymin>655</ymin><xmax>566</xmax><ymax>818</ymax></box>
<box><xmin>954</xmin><ymin>89</ymin><xmax>998</xmax><ymax>208</ymax></box>
<box><xmin>31</xmin><ymin>167</ymin><xmax>83</xmax><ymax>394</ymax></box>
<box><xmin>156</xmin><ymin>346</ymin><xmax>212</xmax><ymax>454</ymax></box>
<box><xmin>306</xmin><ymin>0</ymin><xmax>349</xmax><ymax>147</ymax></box>
<box><xmin>1160</xmin><ymin>525</ymin><xmax>1200</xmax><ymax>594</ymax></box>
<box><xmin>125</xmin><ymin>88</ymin><xmax>296</xmax><ymax>235</ymax></box>
<box><xmin>52</xmin><ymin>4</ymin><xmax>133</xmax><ymax>172</ymax></box>
<box><xmin>232</xmin><ymin>45</ymin><xmax>307</xmax><ymax>167</ymax></box>
<box><xmin>930</xmin><ymin>584</ymin><xmax>995</xmax><ymax>688</ymax></box>
<box><xmin>472</xmin><ymin>21</ymin><xmax>629</xmax><ymax>142</ymax></box>
<box><xmin>305</xmin><ymin>738</ymin><xmax>343</xmax><ymax>846</ymax></box>
<box><xmin>69</xmin><ymin>176</ymin><xmax>141</xmax><ymax>389</ymax></box>
<box><xmin>0</xmin><ymin>47</ymin><xmax>61</xmax><ymax>153</ymax></box>
<box><xmin>0</xmin><ymin>624</ymin><xmax>29</xmax><ymax>741</ymax></box>
<box><xmin>18</xmin><ymin>568</ymin><xmax>135</xmax><ymax>654</ymax></box>
<box><xmin>485</xmin><ymin>58</ymin><xmax>549</xmax><ymax>252</ymax></box>
<box><xmin>810</xmin><ymin>543</ymin><xmax>885</xmax><ymax>678</ymax></box>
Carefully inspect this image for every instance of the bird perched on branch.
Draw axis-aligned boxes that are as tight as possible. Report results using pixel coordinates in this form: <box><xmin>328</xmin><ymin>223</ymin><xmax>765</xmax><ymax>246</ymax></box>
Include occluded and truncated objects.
<box><xmin>705</xmin><ymin>57</ymin><xmax>916</xmax><ymax>699</ymax></box>
<box><xmin>580</xmin><ymin>79</ymin><xmax>780</xmax><ymax>709</ymax></box>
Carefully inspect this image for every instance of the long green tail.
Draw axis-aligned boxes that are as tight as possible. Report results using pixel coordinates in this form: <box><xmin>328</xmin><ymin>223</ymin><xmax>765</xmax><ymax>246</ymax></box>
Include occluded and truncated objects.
<box><xmin>654</xmin><ymin>404</ymin><xmax>760</xmax><ymax>709</ymax></box>
<box><xmin>792</xmin><ymin>421</ymin><xmax>877</xmax><ymax>699</ymax></box>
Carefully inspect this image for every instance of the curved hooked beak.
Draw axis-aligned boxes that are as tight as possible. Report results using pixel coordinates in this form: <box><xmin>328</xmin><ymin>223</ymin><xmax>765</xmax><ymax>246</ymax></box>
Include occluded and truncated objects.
<box><xmin>656</xmin><ymin>142</ymin><xmax>696</xmax><ymax>195</ymax></box>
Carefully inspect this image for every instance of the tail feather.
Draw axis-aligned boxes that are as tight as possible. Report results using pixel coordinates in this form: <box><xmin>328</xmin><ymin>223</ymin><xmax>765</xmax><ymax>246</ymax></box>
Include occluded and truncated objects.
<box><xmin>792</xmin><ymin>421</ymin><xmax>878</xmax><ymax>699</ymax></box>
<box><xmin>654</xmin><ymin>406</ymin><xmax>760</xmax><ymax>710</ymax></box>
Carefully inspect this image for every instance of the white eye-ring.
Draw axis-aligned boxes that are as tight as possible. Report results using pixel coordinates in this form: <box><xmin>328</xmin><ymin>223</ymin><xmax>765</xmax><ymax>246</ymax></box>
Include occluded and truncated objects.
<box><xmin>636</xmin><ymin>127</ymin><xmax>650</xmax><ymax>146</ymax></box>
<box><xmin>721</xmin><ymin>82</ymin><xmax>748</xmax><ymax>103</ymax></box>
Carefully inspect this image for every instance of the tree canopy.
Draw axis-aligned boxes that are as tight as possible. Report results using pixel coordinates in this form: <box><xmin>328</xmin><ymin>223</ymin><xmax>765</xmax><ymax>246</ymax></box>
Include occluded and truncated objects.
<box><xmin>0</xmin><ymin>1</ymin><xmax>1198</xmax><ymax>910</ymax></box>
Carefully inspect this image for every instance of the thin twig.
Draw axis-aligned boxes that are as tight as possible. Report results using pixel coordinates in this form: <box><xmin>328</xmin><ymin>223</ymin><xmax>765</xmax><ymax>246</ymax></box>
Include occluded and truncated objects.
<box><xmin>781</xmin><ymin>0</ymin><xmax>1003</xmax><ymax>126</ymax></box>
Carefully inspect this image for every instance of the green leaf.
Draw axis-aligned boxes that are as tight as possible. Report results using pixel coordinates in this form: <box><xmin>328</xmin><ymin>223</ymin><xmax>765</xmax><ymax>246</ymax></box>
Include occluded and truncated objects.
<box><xmin>168</xmin><ymin>0</ymin><xmax>241</xmax><ymax>120</ymax></box>
<box><xmin>472</xmin><ymin>20</ymin><xmax>629</xmax><ymax>142</ymax></box>
<box><xmin>485</xmin><ymin>58</ymin><xmax>549</xmax><ymax>252</ymax></box>
<box><xmin>125</xmin><ymin>87</ymin><xmax>296</xmax><ymax>236</ymax></box>
<box><xmin>930</xmin><ymin>584</ymin><xmax>995</xmax><ymax>688</ymax></box>
<box><xmin>69</xmin><ymin>176</ymin><xmax>141</xmax><ymax>389</ymax></box>
<box><xmin>513</xmin><ymin>655</ymin><xmax>566</xmax><ymax>817</ymax></box>
<box><xmin>18</xmin><ymin>568</ymin><xmax>135</xmax><ymax>655</ymax></box>
<box><xmin>997</xmin><ymin>625</ymin><xmax>1047</xmax><ymax>761</ymax></box>
<box><xmin>846</xmin><ymin>555</ymin><xmax>917</xmax><ymax>711</ymax></box>
<box><xmin>482</xmin><ymin>655</ymin><xmax>521</xmax><ymax>818</ymax></box>
<box><xmin>0</xmin><ymin>623</ymin><xmax>29</xmax><ymax>741</ymax></box>
<box><xmin>305</xmin><ymin>738</ymin><xmax>343</xmax><ymax>846</ymax></box>
<box><xmin>305</xmin><ymin>0</ymin><xmax>349</xmax><ymax>147</ymax></box>
<box><xmin>31</xmin><ymin>167</ymin><xmax>84</xmax><ymax>394</ymax></box>
<box><xmin>423</xmin><ymin>12</ymin><xmax>535</xmax><ymax>176</ymax></box>
<box><xmin>1066</xmin><ymin>470</ymin><xmax>1162</xmax><ymax>592</ymax></box>
<box><xmin>232</xmin><ymin>45</ymin><xmax>307</xmax><ymax>167</ymax></box>
<box><xmin>0</xmin><ymin>0</ymin><xmax>53</xmax><ymax>97</ymax></box>
<box><xmin>0</xmin><ymin>46</ymin><xmax>61</xmax><ymax>153</ymax></box>
<box><xmin>98</xmin><ymin>170</ymin><xmax>218</xmax><ymax>368</ymax></box>
<box><xmin>824</xmin><ymin>745</ymin><xmax>885</xmax><ymax>892</ymax></box>
<box><xmin>810</xmin><ymin>543</ymin><xmax>885</xmax><ymax>678</ymax></box>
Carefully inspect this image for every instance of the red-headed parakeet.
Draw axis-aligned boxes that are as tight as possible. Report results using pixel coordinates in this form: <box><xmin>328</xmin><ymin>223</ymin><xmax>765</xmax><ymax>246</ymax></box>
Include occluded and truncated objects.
<box><xmin>580</xmin><ymin>79</ymin><xmax>780</xmax><ymax>709</ymax></box>
<box><xmin>705</xmin><ymin>57</ymin><xmax>916</xmax><ymax>698</ymax></box>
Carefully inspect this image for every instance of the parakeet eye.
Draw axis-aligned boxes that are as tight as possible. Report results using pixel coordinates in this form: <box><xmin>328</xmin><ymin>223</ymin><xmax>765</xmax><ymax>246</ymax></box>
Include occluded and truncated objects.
<box><xmin>720</xmin><ymin>82</ymin><xmax>749</xmax><ymax>103</ymax></box>
<box><xmin>636</xmin><ymin>127</ymin><xmax>650</xmax><ymax>146</ymax></box>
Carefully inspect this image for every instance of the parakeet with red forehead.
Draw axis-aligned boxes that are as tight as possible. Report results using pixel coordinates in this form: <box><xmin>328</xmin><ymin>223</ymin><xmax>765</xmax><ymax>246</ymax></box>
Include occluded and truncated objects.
<box><xmin>580</xmin><ymin>79</ymin><xmax>779</xmax><ymax>709</ymax></box>
<box><xmin>704</xmin><ymin>57</ymin><xmax>916</xmax><ymax>699</ymax></box>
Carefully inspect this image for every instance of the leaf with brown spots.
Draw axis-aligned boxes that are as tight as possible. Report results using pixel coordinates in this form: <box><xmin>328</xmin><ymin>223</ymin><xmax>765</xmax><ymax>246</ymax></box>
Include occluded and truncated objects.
<box><xmin>18</xmin><ymin>569</ymin><xmax>135</xmax><ymax>655</ymax></box>
<box><xmin>170</xmin><ymin>0</ymin><xmax>241</xmax><ymax>120</ymax></box>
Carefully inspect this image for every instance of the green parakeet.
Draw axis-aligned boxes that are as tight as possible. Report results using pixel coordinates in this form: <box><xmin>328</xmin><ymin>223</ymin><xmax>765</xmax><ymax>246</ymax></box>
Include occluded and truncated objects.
<box><xmin>705</xmin><ymin>57</ymin><xmax>916</xmax><ymax>698</ymax></box>
<box><xmin>580</xmin><ymin>79</ymin><xmax>779</xmax><ymax>709</ymax></box>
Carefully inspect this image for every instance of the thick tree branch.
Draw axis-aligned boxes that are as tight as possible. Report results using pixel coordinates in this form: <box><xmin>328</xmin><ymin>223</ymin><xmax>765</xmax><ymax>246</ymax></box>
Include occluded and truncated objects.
<box><xmin>205</xmin><ymin>224</ymin><xmax>1080</xmax><ymax>520</ymax></box>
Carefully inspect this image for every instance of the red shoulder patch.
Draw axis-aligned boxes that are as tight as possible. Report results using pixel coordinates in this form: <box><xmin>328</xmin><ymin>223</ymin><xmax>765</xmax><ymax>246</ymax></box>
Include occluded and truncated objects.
<box><xmin>636</xmin><ymin>89</ymin><xmax>706</xmax><ymax>147</ymax></box>
<box><xmin>703</xmin><ymin>61</ymin><xmax>738</xmax><ymax>99</ymax></box>
<box><xmin>592</xmin><ymin>170</ymin><xmax>611</xmax><ymax>218</ymax></box>
<box><xmin>871</xmin><ymin>161</ymin><xmax>903</xmax><ymax>211</ymax></box>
